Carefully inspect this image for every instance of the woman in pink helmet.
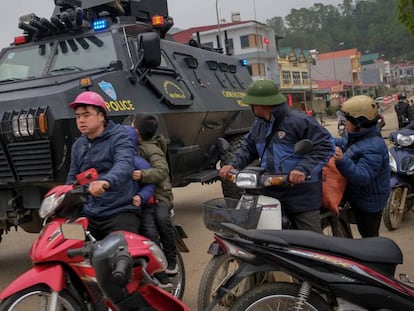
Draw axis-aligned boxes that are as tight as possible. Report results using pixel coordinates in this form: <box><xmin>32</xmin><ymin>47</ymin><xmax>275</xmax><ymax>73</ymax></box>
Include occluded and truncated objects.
<box><xmin>66</xmin><ymin>91</ymin><xmax>141</xmax><ymax>241</ymax></box>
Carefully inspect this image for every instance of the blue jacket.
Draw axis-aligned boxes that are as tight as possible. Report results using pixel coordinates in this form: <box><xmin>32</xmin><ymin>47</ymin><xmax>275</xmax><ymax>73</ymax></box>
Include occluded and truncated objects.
<box><xmin>334</xmin><ymin>126</ymin><xmax>390</xmax><ymax>213</ymax></box>
<box><xmin>229</xmin><ymin>103</ymin><xmax>334</xmax><ymax>213</ymax></box>
<box><xmin>66</xmin><ymin>121</ymin><xmax>139</xmax><ymax>217</ymax></box>
<box><xmin>123</xmin><ymin>125</ymin><xmax>155</xmax><ymax>203</ymax></box>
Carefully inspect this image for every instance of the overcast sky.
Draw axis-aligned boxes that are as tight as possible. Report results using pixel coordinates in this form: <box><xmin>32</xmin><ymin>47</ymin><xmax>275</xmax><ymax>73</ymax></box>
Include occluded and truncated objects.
<box><xmin>0</xmin><ymin>0</ymin><xmax>342</xmax><ymax>48</ymax></box>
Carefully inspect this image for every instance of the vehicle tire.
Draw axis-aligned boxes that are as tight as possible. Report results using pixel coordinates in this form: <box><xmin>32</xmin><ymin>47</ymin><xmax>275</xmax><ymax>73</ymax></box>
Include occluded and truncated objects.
<box><xmin>321</xmin><ymin>214</ymin><xmax>352</xmax><ymax>238</ymax></box>
<box><xmin>169</xmin><ymin>251</ymin><xmax>186</xmax><ymax>300</ymax></box>
<box><xmin>197</xmin><ymin>254</ymin><xmax>245</xmax><ymax>311</ymax></box>
<box><xmin>0</xmin><ymin>285</ymin><xmax>83</xmax><ymax>311</ymax></box>
<box><xmin>383</xmin><ymin>187</ymin><xmax>407</xmax><ymax>231</ymax></box>
<box><xmin>220</xmin><ymin>135</ymin><xmax>246</xmax><ymax>199</ymax></box>
<box><xmin>230</xmin><ymin>282</ymin><xmax>331</xmax><ymax>311</ymax></box>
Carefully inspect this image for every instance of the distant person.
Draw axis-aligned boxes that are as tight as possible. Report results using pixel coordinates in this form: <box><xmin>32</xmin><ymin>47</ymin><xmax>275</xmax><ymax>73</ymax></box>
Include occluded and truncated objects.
<box><xmin>395</xmin><ymin>93</ymin><xmax>411</xmax><ymax>128</ymax></box>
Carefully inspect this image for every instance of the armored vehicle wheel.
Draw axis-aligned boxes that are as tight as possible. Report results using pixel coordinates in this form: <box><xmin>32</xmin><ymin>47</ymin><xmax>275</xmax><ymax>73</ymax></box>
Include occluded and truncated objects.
<box><xmin>383</xmin><ymin>187</ymin><xmax>407</xmax><ymax>231</ymax></box>
<box><xmin>221</xmin><ymin>135</ymin><xmax>245</xmax><ymax>199</ymax></box>
<box><xmin>321</xmin><ymin>214</ymin><xmax>352</xmax><ymax>238</ymax></box>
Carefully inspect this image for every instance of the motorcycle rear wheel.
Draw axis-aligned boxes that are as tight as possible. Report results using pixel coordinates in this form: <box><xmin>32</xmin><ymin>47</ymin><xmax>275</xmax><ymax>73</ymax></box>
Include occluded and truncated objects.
<box><xmin>383</xmin><ymin>187</ymin><xmax>407</xmax><ymax>231</ymax></box>
<box><xmin>168</xmin><ymin>251</ymin><xmax>186</xmax><ymax>299</ymax></box>
<box><xmin>230</xmin><ymin>282</ymin><xmax>330</xmax><ymax>311</ymax></box>
<box><xmin>0</xmin><ymin>285</ymin><xmax>83</xmax><ymax>311</ymax></box>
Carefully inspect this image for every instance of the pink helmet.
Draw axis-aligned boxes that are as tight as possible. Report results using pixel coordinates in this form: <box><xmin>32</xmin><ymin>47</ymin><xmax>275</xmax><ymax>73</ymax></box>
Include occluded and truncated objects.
<box><xmin>69</xmin><ymin>91</ymin><xmax>107</xmax><ymax>114</ymax></box>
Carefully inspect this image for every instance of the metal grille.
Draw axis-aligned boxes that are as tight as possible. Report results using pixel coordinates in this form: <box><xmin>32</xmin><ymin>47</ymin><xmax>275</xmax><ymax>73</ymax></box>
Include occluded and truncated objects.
<box><xmin>0</xmin><ymin>144</ymin><xmax>14</xmax><ymax>183</ymax></box>
<box><xmin>8</xmin><ymin>140</ymin><xmax>53</xmax><ymax>182</ymax></box>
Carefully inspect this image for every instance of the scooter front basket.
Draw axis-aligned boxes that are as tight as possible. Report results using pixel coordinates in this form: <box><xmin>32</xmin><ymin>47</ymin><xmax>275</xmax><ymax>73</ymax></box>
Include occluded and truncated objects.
<box><xmin>203</xmin><ymin>197</ymin><xmax>262</xmax><ymax>232</ymax></box>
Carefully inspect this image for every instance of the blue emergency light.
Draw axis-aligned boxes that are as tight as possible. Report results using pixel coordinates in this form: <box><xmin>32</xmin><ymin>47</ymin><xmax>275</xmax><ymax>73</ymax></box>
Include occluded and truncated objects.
<box><xmin>93</xmin><ymin>19</ymin><xmax>108</xmax><ymax>31</ymax></box>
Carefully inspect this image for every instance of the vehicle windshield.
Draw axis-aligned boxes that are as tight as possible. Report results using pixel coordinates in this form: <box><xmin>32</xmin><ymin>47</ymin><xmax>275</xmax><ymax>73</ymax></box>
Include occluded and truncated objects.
<box><xmin>0</xmin><ymin>32</ymin><xmax>117</xmax><ymax>81</ymax></box>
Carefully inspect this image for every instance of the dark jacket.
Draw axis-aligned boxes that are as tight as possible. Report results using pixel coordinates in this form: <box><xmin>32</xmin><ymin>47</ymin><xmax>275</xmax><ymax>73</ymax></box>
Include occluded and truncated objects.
<box><xmin>66</xmin><ymin>121</ymin><xmax>138</xmax><ymax>217</ymax></box>
<box><xmin>334</xmin><ymin>126</ymin><xmax>390</xmax><ymax>213</ymax></box>
<box><xmin>228</xmin><ymin>103</ymin><xmax>334</xmax><ymax>213</ymax></box>
<box><xmin>123</xmin><ymin>125</ymin><xmax>155</xmax><ymax>203</ymax></box>
<box><xmin>395</xmin><ymin>100</ymin><xmax>411</xmax><ymax>124</ymax></box>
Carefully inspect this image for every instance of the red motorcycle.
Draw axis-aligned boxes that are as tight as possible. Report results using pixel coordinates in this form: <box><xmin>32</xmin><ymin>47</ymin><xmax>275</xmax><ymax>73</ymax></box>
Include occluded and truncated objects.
<box><xmin>0</xmin><ymin>169</ymin><xmax>188</xmax><ymax>311</ymax></box>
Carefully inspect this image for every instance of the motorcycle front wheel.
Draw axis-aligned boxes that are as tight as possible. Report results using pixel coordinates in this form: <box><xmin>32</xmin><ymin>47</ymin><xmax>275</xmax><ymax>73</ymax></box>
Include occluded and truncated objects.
<box><xmin>197</xmin><ymin>254</ymin><xmax>245</xmax><ymax>311</ymax></box>
<box><xmin>383</xmin><ymin>186</ymin><xmax>407</xmax><ymax>231</ymax></box>
<box><xmin>0</xmin><ymin>285</ymin><xmax>83</xmax><ymax>311</ymax></box>
<box><xmin>230</xmin><ymin>282</ymin><xmax>331</xmax><ymax>311</ymax></box>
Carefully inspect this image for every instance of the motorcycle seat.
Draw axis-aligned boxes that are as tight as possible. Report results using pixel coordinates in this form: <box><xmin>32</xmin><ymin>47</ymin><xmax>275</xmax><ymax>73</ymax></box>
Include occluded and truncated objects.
<box><xmin>221</xmin><ymin>223</ymin><xmax>403</xmax><ymax>266</ymax></box>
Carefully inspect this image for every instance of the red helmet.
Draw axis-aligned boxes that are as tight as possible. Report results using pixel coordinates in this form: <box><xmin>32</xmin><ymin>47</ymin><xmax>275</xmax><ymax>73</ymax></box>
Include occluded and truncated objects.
<box><xmin>69</xmin><ymin>91</ymin><xmax>107</xmax><ymax>114</ymax></box>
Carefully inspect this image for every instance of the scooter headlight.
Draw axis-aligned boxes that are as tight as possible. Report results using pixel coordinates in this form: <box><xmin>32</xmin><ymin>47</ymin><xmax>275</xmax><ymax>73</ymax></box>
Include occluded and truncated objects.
<box><xmin>388</xmin><ymin>151</ymin><xmax>398</xmax><ymax>173</ymax></box>
<box><xmin>396</xmin><ymin>133</ymin><xmax>414</xmax><ymax>147</ymax></box>
<box><xmin>39</xmin><ymin>193</ymin><xmax>66</xmax><ymax>218</ymax></box>
<box><xmin>235</xmin><ymin>172</ymin><xmax>259</xmax><ymax>188</ymax></box>
<box><xmin>143</xmin><ymin>240</ymin><xmax>167</xmax><ymax>272</ymax></box>
<box><xmin>389</xmin><ymin>151</ymin><xmax>397</xmax><ymax>173</ymax></box>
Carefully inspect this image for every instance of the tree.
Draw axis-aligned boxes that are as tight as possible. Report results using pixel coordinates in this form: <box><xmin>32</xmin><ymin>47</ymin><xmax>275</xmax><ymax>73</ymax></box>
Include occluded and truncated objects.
<box><xmin>266</xmin><ymin>0</ymin><xmax>414</xmax><ymax>61</ymax></box>
<box><xmin>397</xmin><ymin>0</ymin><xmax>414</xmax><ymax>36</ymax></box>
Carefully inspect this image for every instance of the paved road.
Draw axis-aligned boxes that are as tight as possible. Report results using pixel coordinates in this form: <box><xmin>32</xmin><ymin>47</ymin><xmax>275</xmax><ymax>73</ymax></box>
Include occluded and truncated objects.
<box><xmin>1</xmin><ymin>105</ymin><xmax>413</xmax><ymax>311</ymax></box>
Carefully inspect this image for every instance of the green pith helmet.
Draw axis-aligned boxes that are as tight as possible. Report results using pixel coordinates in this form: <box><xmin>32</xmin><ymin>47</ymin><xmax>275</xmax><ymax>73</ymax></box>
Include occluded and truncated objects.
<box><xmin>242</xmin><ymin>80</ymin><xmax>287</xmax><ymax>106</ymax></box>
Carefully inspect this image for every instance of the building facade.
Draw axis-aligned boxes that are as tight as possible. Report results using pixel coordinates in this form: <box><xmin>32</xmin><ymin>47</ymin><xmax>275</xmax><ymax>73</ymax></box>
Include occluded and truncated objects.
<box><xmin>172</xmin><ymin>17</ymin><xmax>279</xmax><ymax>83</ymax></box>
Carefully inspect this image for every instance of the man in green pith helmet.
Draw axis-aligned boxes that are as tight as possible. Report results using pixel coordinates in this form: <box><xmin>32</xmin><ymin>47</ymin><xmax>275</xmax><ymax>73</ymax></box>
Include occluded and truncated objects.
<box><xmin>220</xmin><ymin>80</ymin><xmax>334</xmax><ymax>233</ymax></box>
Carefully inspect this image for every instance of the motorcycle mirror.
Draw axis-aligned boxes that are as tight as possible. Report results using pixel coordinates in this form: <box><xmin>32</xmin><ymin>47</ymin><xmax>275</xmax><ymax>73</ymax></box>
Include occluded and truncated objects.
<box><xmin>76</xmin><ymin>168</ymin><xmax>99</xmax><ymax>185</ymax></box>
<box><xmin>294</xmin><ymin>139</ymin><xmax>313</xmax><ymax>154</ymax></box>
<box><xmin>61</xmin><ymin>223</ymin><xmax>86</xmax><ymax>241</ymax></box>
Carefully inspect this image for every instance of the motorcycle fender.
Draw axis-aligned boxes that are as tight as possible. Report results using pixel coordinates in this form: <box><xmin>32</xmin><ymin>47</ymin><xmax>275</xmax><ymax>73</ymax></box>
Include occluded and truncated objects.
<box><xmin>138</xmin><ymin>284</ymin><xmax>188</xmax><ymax>310</ymax></box>
<box><xmin>0</xmin><ymin>265</ymin><xmax>65</xmax><ymax>300</ymax></box>
<box><xmin>206</xmin><ymin>262</ymin><xmax>275</xmax><ymax>310</ymax></box>
<box><xmin>207</xmin><ymin>241</ymin><xmax>224</xmax><ymax>256</ymax></box>
<box><xmin>174</xmin><ymin>224</ymin><xmax>189</xmax><ymax>253</ymax></box>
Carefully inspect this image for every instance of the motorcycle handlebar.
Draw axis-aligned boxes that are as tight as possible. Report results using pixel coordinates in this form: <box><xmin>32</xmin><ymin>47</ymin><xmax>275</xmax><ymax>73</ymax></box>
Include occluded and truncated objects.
<box><xmin>112</xmin><ymin>251</ymin><xmax>133</xmax><ymax>285</ymax></box>
<box><xmin>67</xmin><ymin>245</ymin><xmax>90</xmax><ymax>258</ymax></box>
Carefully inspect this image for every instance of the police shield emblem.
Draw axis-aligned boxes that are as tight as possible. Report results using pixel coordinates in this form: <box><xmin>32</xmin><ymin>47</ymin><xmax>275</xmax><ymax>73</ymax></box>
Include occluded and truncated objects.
<box><xmin>98</xmin><ymin>81</ymin><xmax>117</xmax><ymax>101</ymax></box>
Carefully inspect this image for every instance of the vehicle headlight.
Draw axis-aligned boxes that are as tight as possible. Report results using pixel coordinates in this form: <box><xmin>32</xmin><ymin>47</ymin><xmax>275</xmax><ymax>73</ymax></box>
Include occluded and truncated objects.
<box><xmin>39</xmin><ymin>193</ymin><xmax>66</xmax><ymax>218</ymax></box>
<box><xmin>396</xmin><ymin>133</ymin><xmax>414</xmax><ymax>147</ymax></box>
<box><xmin>143</xmin><ymin>240</ymin><xmax>167</xmax><ymax>272</ymax></box>
<box><xmin>235</xmin><ymin>172</ymin><xmax>259</xmax><ymax>188</ymax></box>
<box><xmin>12</xmin><ymin>113</ymin><xmax>35</xmax><ymax>137</ymax></box>
<box><xmin>389</xmin><ymin>151</ymin><xmax>397</xmax><ymax>173</ymax></box>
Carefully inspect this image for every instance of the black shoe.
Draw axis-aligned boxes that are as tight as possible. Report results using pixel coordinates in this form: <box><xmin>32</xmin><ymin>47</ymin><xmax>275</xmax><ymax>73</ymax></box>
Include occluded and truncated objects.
<box><xmin>154</xmin><ymin>271</ymin><xmax>173</xmax><ymax>289</ymax></box>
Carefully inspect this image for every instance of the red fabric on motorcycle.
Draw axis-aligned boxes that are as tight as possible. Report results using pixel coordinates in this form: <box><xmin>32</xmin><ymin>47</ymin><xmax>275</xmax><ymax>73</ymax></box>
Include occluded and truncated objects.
<box><xmin>322</xmin><ymin>157</ymin><xmax>346</xmax><ymax>214</ymax></box>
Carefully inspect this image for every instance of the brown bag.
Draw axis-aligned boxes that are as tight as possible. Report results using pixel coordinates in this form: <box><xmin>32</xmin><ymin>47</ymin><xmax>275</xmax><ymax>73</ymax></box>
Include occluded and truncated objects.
<box><xmin>322</xmin><ymin>157</ymin><xmax>347</xmax><ymax>214</ymax></box>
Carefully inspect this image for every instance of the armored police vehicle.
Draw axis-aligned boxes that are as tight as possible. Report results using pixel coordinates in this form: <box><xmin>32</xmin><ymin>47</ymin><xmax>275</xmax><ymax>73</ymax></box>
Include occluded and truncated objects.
<box><xmin>0</xmin><ymin>0</ymin><xmax>254</xmax><ymax>241</ymax></box>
